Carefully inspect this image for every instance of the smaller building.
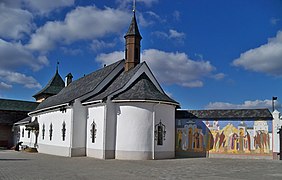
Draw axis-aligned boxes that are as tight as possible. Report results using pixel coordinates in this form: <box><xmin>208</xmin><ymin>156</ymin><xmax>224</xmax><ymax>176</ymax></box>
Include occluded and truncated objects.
<box><xmin>0</xmin><ymin>99</ymin><xmax>38</xmax><ymax>148</ymax></box>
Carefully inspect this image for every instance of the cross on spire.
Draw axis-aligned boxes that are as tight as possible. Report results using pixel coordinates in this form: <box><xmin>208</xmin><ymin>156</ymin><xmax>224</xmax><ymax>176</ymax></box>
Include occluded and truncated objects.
<box><xmin>56</xmin><ymin>61</ymin><xmax>59</xmax><ymax>73</ymax></box>
<box><xmin>133</xmin><ymin>0</ymin><xmax>136</xmax><ymax>13</ymax></box>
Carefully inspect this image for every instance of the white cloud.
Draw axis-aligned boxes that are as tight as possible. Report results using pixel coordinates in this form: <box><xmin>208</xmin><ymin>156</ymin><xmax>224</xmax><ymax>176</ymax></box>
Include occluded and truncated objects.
<box><xmin>116</xmin><ymin>0</ymin><xmax>158</xmax><ymax>8</ymax></box>
<box><xmin>96</xmin><ymin>51</ymin><xmax>124</xmax><ymax>66</ymax></box>
<box><xmin>213</xmin><ymin>73</ymin><xmax>225</xmax><ymax>80</ymax></box>
<box><xmin>153</xmin><ymin>29</ymin><xmax>185</xmax><ymax>42</ymax></box>
<box><xmin>96</xmin><ymin>49</ymin><xmax>218</xmax><ymax>88</ymax></box>
<box><xmin>0</xmin><ymin>70</ymin><xmax>41</xmax><ymax>89</ymax></box>
<box><xmin>90</xmin><ymin>40</ymin><xmax>116</xmax><ymax>52</ymax></box>
<box><xmin>143</xmin><ymin>49</ymin><xmax>214</xmax><ymax>87</ymax></box>
<box><xmin>138</xmin><ymin>13</ymin><xmax>154</xmax><ymax>27</ymax></box>
<box><xmin>173</xmin><ymin>11</ymin><xmax>180</xmax><ymax>21</ymax></box>
<box><xmin>181</xmin><ymin>81</ymin><xmax>203</xmax><ymax>88</ymax></box>
<box><xmin>0</xmin><ymin>3</ymin><xmax>34</xmax><ymax>39</ymax></box>
<box><xmin>61</xmin><ymin>47</ymin><xmax>82</xmax><ymax>56</ymax></box>
<box><xmin>206</xmin><ymin>99</ymin><xmax>280</xmax><ymax>110</ymax></box>
<box><xmin>0</xmin><ymin>0</ymin><xmax>22</xmax><ymax>8</ymax></box>
<box><xmin>270</xmin><ymin>17</ymin><xmax>280</xmax><ymax>25</ymax></box>
<box><xmin>0</xmin><ymin>39</ymin><xmax>49</xmax><ymax>71</ymax></box>
<box><xmin>232</xmin><ymin>31</ymin><xmax>282</xmax><ymax>76</ymax></box>
<box><xmin>24</xmin><ymin>0</ymin><xmax>75</xmax><ymax>15</ymax></box>
<box><xmin>28</xmin><ymin>6</ymin><xmax>131</xmax><ymax>52</ymax></box>
<box><xmin>0</xmin><ymin>82</ymin><xmax>12</xmax><ymax>89</ymax></box>
<box><xmin>169</xmin><ymin>29</ymin><xmax>185</xmax><ymax>39</ymax></box>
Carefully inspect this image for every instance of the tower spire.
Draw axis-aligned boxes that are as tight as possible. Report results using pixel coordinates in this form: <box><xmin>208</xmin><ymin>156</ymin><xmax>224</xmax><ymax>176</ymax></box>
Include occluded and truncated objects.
<box><xmin>124</xmin><ymin>2</ymin><xmax>142</xmax><ymax>72</ymax></box>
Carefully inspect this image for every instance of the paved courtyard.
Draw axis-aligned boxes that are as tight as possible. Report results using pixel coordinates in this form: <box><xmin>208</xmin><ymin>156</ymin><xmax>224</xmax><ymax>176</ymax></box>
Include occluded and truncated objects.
<box><xmin>1</xmin><ymin>150</ymin><xmax>282</xmax><ymax>180</ymax></box>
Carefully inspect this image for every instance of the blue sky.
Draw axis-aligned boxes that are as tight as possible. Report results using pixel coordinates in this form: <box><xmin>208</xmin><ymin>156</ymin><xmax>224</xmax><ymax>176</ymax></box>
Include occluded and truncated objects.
<box><xmin>0</xmin><ymin>0</ymin><xmax>282</xmax><ymax>111</ymax></box>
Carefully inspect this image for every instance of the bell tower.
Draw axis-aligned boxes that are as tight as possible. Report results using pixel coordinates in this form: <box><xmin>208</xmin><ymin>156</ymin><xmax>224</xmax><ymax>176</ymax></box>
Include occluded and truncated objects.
<box><xmin>124</xmin><ymin>3</ymin><xmax>142</xmax><ymax>72</ymax></box>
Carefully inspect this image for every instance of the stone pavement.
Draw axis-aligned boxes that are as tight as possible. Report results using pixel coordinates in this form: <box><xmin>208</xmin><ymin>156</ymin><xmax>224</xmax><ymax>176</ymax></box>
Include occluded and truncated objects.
<box><xmin>1</xmin><ymin>150</ymin><xmax>282</xmax><ymax>180</ymax></box>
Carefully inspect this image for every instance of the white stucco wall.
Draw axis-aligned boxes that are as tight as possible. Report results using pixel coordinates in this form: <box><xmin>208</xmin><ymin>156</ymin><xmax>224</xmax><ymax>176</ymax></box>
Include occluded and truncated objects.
<box><xmin>154</xmin><ymin>104</ymin><xmax>175</xmax><ymax>159</ymax></box>
<box><xmin>86</xmin><ymin>104</ymin><xmax>105</xmax><ymax>159</ymax></box>
<box><xmin>71</xmin><ymin>100</ymin><xmax>87</xmax><ymax>156</ymax></box>
<box><xmin>36</xmin><ymin>108</ymin><xmax>72</xmax><ymax>156</ymax></box>
<box><xmin>104</xmin><ymin>100</ymin><xmax>117</xmax><ymax>159</ymax></box>
<box><xmin>115</xmin><ymin>102</ymin><xmax>176</xmax><ymax>160</ymax></box>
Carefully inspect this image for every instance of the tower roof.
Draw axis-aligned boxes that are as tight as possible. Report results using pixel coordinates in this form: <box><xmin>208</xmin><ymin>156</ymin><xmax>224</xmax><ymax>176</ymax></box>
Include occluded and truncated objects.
<box><xmin>125</xmin><ymin>12</ymin><xmax>142</xmax><ymax>39</ymax></box>
<box><xmin>33</xmin><ymin>70</ymin><xmax>65</xmax><ymax>98</ymax></box>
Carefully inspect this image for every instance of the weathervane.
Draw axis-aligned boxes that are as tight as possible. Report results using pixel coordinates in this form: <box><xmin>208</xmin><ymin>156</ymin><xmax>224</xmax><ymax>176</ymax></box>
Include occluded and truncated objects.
<box><xmin>133</xmin><ymin>0</ymin><xmax>136</xmax><ymax>13</ymax></box>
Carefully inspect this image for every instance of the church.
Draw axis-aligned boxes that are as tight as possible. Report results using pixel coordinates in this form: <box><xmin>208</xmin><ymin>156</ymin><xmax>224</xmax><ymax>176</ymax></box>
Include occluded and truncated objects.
<box><xmin>18</xmin><ymin>11</ymin><xmax>179</xmax><ymax>160</ymax></box>
<box><xmin>11</xmin><ymin>8</ymin><xmax>278</xmax><ymax>160</ymax></box>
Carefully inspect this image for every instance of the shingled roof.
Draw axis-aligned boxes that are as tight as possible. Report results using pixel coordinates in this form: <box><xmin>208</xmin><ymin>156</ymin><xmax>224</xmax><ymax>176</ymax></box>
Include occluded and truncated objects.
<box><xmin>83</xmin><ymin>62</ymin><xmax>143</xmax><ymax>103</ymax></box>
<box><xmin>0</xmin><ymin>99</ymin><xmax>39</xmax><ymax>112</ymax></box>
<box><xmin>0</xmin><ymin>99</ymin><xmax>38</xmax><ymax>124</ymax></box>
<box><xmin>125</xmin><ymin>12</ymin><xmax>142</xmax><ymax>39</ymax></box>
<box><xmin>33</xmin><ymin>70</ymin><xmax>65</xmax><ymax>99</ymax></box>
<box><xmin>112</xmin><ymin>73</ymin><xmax>178</xmax><ymax>105</ymax></box>
<box><xmin>83</xmin><ymin>62</ymin><xmax>179</xmax><ymax>106</ymax></box>
<box><xmin>176</xmin><ymin>109</ymin><xmax>273</xmax><ymax>120</ymax></box>
<box><xmin>33</xmin><ymin>60</ymin><xmax>124</xmax><ymax>111</ymax></box>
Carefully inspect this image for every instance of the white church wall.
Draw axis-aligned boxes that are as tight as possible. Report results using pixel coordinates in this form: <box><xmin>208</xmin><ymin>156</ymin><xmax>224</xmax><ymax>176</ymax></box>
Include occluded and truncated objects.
<box><xmin>154</xmin><ymin>104</ymin><xmax>175</xmax><ymax>159</ymax></box>
<box><xmin>86</xmin><ymin>104</ymin><xmax>105</xmax><ymax>159</ymax></box>
<box><xmin>272</xmin><ymin>110</ymin><xmax>281</xmax><ymax>156</ymax></box>
<box><xmin>71</xmin><ymin>99</ymin><xmax>87</xmax><ymax>156</ymax></box>
<box><xmin>115</xmin><ymin>102</ymin><xmax>154</xmax><ymax>160</ymax></box>
<box><xmin>36</xmin><ymin>108</ymin><xmax>72</xmax><ymax>157</ymax></box>
<box><xmin>104</xmin><ymin>100</ymin><xmax>117</xmax><ymax>159</ymax></box>
<box><xmin>19</xmin><ymin>124</ymin><xmax>36</xmax><ymax>148</ymax></box>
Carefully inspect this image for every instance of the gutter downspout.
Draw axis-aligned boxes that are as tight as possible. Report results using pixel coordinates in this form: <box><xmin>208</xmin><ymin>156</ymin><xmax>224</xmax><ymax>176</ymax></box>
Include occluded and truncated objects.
<box><xmin>152</xmin><ymin>102</ymin><xmax>160</xmax><ymax>160</ymax></box>
<box><xmin>103</xmin><ymin>100</ymin><xmax>108</xmax><ymax>159</ymax></box>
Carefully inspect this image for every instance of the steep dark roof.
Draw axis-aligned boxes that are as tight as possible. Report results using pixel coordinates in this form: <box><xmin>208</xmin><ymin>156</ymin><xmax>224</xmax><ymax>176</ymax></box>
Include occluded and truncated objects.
<box><xmin>112</xmin><ymin>73</ymin><xmax>179</xmax><ymax>105</ymax></box>
<box><xmin>33</xmin><ymin>70</ymin><xmax>65</xmax><ymax>98</ymax></box>
<box><xmin>83</xmin><ymin>62</ymin><xmax>143</xmax><ymax>103</ymax></box>
<box><xmin>176</xmin><ymin>109</ymin><xmax>273</xmax><ymax>120</ymax></box>
<box><xmin>0</xmin><ymin>99</ymin><xmax>39</xmax><ymax>112</ymax></box>
<box><xmin>34</xmin><ymin>60</ymin><xmax>124</xmax><ymax>111</ymax></box>
<box><xmin>125</xmin><ymin>13</ymin><xmax>142</xmax><ymax>39</ymax></box>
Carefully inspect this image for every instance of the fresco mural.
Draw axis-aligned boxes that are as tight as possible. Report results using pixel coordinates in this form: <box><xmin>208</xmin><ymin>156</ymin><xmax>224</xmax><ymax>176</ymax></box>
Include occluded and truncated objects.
<box><xmin>176</xmin><ymin>119</ymin><xmax>272</xmax><ymax>155</ymax></box>
<box><xmin>175</xmin><ymin>120</ymin><xmax>213</xmax><ymax>154</ymax></box>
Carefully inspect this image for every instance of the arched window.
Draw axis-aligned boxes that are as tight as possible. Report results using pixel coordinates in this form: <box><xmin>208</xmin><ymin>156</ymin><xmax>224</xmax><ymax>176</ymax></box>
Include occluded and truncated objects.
<box><xmin>49</xmin><ymin>123</ymin><xmax>53</xmax><ymax>141</ymax></box>
<box><xmin>154</xmin><ymin>120</ymin><xmax>166</xmax><ymax>146</ymax></box>
<box><xmin>42</xmin><ymin>124</ymin><xmax>45</xmax><ymax>140</ymax></box>
<box><xmin>90</xmin><ymin>121</ymin><xmax>97</xmax><ymax>143</ymax></box>
<box><xmin>62</xmin><ymin>121</ymin><xmax>66</xmax><ymax>141</ymax></box>
<box><xmin>22</xmin><ymin>128</ymin><xmax>24</xmax><ymax>137</ymax></box>
<box><xmin>27</xmin><ymin>130</ymin><xmax>31</xmax><ymax>138</ymax></box>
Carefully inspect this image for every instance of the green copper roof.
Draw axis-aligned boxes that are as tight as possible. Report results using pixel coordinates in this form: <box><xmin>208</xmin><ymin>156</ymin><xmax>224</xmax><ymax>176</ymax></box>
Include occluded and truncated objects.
<box><xmin>33</xmin><ymin>70</ymin><xmax>65</xmax><ymax>98</ymax></box>
<box><xmin>0</xmin><ymin>99</ymin><xmax>38</xmax><ymax>112</ymax></box>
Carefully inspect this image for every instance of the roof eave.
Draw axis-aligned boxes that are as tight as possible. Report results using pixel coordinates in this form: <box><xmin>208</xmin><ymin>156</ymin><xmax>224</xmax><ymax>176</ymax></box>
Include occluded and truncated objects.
<box><xmin>29</xmin><ymin>103</ymin><xmax>69</xmax><ymax>116</ymax></box>
<box><xmin>112</xmin><ymin>99</ymin><xmax>180</xmax><ymax>107</ymax></box>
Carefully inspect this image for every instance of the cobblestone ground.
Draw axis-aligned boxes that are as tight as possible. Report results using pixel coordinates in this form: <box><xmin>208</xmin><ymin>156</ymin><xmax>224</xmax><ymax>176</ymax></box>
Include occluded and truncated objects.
<box><xmin>1</xmin><ymin>150</ymin><xmax>282</xmax><ymax>180</ymax></box>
